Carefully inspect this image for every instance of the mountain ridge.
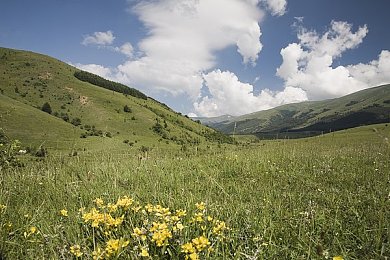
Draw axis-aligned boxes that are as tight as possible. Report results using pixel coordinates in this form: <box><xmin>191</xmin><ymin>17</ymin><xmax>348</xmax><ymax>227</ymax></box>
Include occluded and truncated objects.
<box><xmin>200</xmin><ymin>84</ymin><xmax>390</xmax><ymax>138</ymax></box>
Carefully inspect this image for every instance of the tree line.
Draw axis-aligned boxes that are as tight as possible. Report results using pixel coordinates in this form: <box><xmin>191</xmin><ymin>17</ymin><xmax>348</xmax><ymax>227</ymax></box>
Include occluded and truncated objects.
<box><xmin>74</xmin><ymin>70</ymin><xmax>147</xmax><ymax>100</ymax></box>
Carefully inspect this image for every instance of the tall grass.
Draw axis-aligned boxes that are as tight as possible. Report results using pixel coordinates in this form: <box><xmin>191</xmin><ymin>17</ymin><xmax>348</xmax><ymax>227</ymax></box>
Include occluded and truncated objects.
<box><xmin>1</xmin><ymin>126</ymin><xmax>389</xmax><ymax>259</ymax></box>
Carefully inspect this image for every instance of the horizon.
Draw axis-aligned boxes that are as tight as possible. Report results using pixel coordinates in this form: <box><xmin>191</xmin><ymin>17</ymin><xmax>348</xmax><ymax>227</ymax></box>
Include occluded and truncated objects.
<box><xmin>1</xmin><ymin>0</ymin><xmax>390</xmax><ymax>117</ymax></box>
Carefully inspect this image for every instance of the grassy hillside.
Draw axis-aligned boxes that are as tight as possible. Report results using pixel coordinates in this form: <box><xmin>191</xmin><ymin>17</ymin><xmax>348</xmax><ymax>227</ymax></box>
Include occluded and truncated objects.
<box><xmin>205</xmin><ymin>84</ymin><xmax>390</xmax><ymax>138</ymax></box>
<box><xmin>0</xmin><ymin>47</ymin><xmax>231</xmax><ymax>154</ymax></box>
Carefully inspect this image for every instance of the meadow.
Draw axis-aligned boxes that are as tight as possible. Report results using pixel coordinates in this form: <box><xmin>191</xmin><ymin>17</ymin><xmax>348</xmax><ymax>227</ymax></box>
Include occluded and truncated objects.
<box><xmin>0</xmin><ymin>123</ymin><xmax>389</xmax><ymax>259</ymax></box>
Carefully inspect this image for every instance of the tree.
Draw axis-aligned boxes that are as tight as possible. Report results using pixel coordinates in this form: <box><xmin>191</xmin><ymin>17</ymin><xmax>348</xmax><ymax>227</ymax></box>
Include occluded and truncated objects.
<box><xmin>41</xmin><ymin>102</ymin><xmax>52</xmax><ymax>114</ymax></box>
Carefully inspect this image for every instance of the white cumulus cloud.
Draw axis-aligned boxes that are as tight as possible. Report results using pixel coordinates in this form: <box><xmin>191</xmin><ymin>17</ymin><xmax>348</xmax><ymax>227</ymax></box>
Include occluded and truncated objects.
<box><xmin>194</xmin><ymin>70</ymin><xmax>307</xmax><ymax>117</ymax></box>
<box><xmin>82</xmin><ymin>31</ymin><xmax>116</xmax><ymax>46</ymax></box>
<box><xmin>276</xmin><ymin>20</ymin><xmax>390</xmax><ymax>100</ymax></box>
<box><xmin>262</xmin><ymin>0</ymin><xmax>287</xmax><ymax>16</ymax></box>
<box><xmin>114</xmin><ymin>42</ymin><xmax>134</xmax><ymax>57</ymax></box>
<box><xmin>116</xmin><ymin>0</ymin><xmax>264</xmax><ymax>99</ymax></box>
<box><xmin>348</xmin><ymin>50</ymin><xmax>390</xmax><ymax>87</ymax></box>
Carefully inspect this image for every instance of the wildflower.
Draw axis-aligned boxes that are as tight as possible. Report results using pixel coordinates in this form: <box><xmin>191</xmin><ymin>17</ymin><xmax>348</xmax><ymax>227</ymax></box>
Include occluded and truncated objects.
<box><xmin>150</xmin><ymin>222</ymin><xmax>172</xmax><ymax>246</ymax></box>
<box><xmin>192</xmin><ymin>212</ymin><xmax>204</xmax><ymax>223</ymax></box>
<box><xmin>145</xmin><ymin>203</ymin><xmax>154</xmax><ymax>213</ymax></box>
<box><xmin>333</xmin><ymin>256</ymin><xmax>343</xmax><ymax>260</ymax></box>
<box><xmin>213</xmin><ymin>220</ymin><xmax>227</xmax><ymax>235</ymax></box>
<box><xmin>105</xmin><ymin>239</ymin><xmax>129</xmax><ymax>257</ymax></box>
<box><xmin>132</xmin><ymin>227</ymin><xmax>147</xmax><ymax>241</ymax></box>
<box><xmin>140</xmin><ymin>247</ymin><xmax>149</xmax><ymax>257</ymax></box>
<box><xmin>176</xmin><ymin>209</ymin><xmax>187</xmax><ymax>217</ymax></box>
<box><xmin>176</xmin><ymin>222</ymin><xmax>184</xmax><ymax>231</ymax></box>
<box><xmin>207</xmin><ymin>216</ymin><xmax>213</xmax><ymax>222</ymax></box>
<box><xmin>188</xmin><ymin>252</ymin><xmax>200</xmax><ymax>260</ymax></box>
<box><xmin>116</xmin><ymin>196</ymin><xmax>134</xmax><ymax>209</ymax></box>
<box><xmin>0</xmin><ymin>204</ymin><xmax>6</xmax><ymax>212</ymax></box>
<box><xmin>106</xmin><ymin>203</ymin><xmax>118</xmax><ymax>213</ymax></box>
<box><xmin>181</xmin><ymin>242</ymin><xmax>195</xmax><ymax>254</ymax></box>
<box><xmin>195</xmin><ymin>202</ymin><xmax>206</xmax><ymax>211</ymax></box>
<box><xmin>70</xmin><ymin>245</ymin><xmax>83</xmax><ymax>257</ymax></box>
<box><xmin>60</xmin><ymin>209</ymin><xmax>68</xmax><ymax>217</ymax></box>
<box><xmin>93</xmin><ymin>198</ymin><xmax>104</xmax><ymax>207</ymax></box>
<box><xmin>192</xmin><ymin>236</ymin><xmax>210</xmax><ymax>252</ymax></box>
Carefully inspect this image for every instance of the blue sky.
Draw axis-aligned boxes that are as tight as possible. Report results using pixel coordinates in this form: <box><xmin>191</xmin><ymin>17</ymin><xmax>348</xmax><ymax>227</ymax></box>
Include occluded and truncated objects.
<box><xmin>1</xmin><ymin>0</ymin><xmax>390</xmax><ymax>116</ymax></box>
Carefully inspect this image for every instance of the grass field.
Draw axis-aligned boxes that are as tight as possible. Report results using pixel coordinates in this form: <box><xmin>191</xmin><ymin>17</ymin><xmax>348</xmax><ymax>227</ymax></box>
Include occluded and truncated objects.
<box><xmin>1</xmin><ymin>123</ymin><xmax>389</xmax><ymax>259</ymax></box>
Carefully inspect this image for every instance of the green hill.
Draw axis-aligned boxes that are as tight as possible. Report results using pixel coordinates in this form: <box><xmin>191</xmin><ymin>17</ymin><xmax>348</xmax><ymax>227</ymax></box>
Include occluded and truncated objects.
<box><xmin>203</xmin><ymin>84</ymin><xmax>390</xmax><ymax>138</ymax></box>
<box><xmin>0</xmin><ymin>47</ymin><xmax>231</xmax><ymax>154</ymax></box>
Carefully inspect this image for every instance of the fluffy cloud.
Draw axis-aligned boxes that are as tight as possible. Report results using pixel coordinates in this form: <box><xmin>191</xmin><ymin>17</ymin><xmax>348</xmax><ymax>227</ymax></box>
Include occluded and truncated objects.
<box><xmin>262</xmin><ymin>0</ymin><xmax>287</xmax><ymax>16</ymax></box>
<box><xmin>194</xmin><ymin>70</ymin><xmax>307</xmax><ymax>117</ymax></box>
<box><xmin>82</xmin><ymin>31</ymin><xmax>115</xmax><ymax>46</ymax></box>
<box><xmin>114</xmin><ymin>42</ymin><xmax>134</xmax><ymax>57</ymax></box>
<box><xmin>115</xmin><ymin>0</ymin><xmax>264</xmax><ymax>98</ymax></box>
<box><xmin>348</xmin><ymin>50</ymin><xmax>390</xmax><ymax>87</ymax></box>
<box><xmin>276</xmin><ymin>21</ymin><xmax>390</xmax><ymax>100</ymax></box>
<box><xmin>77</xmin><ymin>0</ymin><xmax>297</xmax><ymax>117</ymax></box>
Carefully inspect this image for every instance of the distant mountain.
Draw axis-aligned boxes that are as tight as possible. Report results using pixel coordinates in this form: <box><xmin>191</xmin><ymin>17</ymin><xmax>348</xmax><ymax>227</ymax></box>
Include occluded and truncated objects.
<box><xmin>193</xmin><ymin>114</ymin><xmax>236</xmax><ymax>125</ymax></box>
<box><xmin>205</xmin><ymin>84</ymin><xmax>390</xmax><ymax>138</ymax></box>
<box><xmin>0</xmin><ymin>47</ymin><xmax>232</xmax><ymax>153</ymax></box>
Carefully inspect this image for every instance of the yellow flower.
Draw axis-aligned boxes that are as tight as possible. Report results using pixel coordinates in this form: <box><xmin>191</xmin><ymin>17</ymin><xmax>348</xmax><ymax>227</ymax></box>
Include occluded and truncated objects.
<box><xmin>60</xmin><ymin>209</ymin><xmax>68</xmax><ymax>217</ymax></box>
<box><xmin>132</xmin><ymin>227</ymin><xmax>147</xmax><ymax>241</ymax></box>
<box><xmin>181</xmin><ymin>242</ymin><xmax>195</xmax><ymax>254</ymax></box>
<box><xmin>150</xmin><ymin>222</ymin><xmax>172</xmax><ymax>247</ymax></box>
<box><xmin>176</xmin><ymin>209</ymin><xmax>187</xmax><ymax>217</ymax></box>
<box><xmin>333</xmin><ymin>256</ymin><xmax>344</xmax><ymax>260</ymax></box>
<box><xmin>213</xmin><ymin>220</ymin><xmax>227</xmax><ymax>235</ymax></box>
<box><xmin>176</xmin><ymin>222</ymin><xmax>184</xmax><ymax>231</ymax></box>
<box><xmin>195</xmin><ymin>202</ymin><xmax>206</xmax><ymax>211</ymax></box>
<box><xmin>70</xmin><ymin>245</ymin><xmax>83</xmax><ymax>257</ymax></box>
<box><xmin>93</xmin><ymin>198</ymin><xmax>104</xmax><ymax>207</ymax></box>
<box><xmin>140</xmin><ymin>247</ymin><xmax>149</xmax><ymax>257</ymax></box>
<box><xmin>192</xmin><ymin>236</ymin><xmax>210</xmax><ymax>252</ymax></box>
<box><xmin>188</xmin><ymin>252</ymin><xmax>200</xmax><ymax>260</ymax></box>
<box><xmin>192</xmin><ymin>212</ymin><xmax>204</xmax><ymax>223</ymax></box>
<box><xmin>29</xmin><ymin>226</ymin><xmax>37</xmax><ymax>234</ymax></box>
<box><xmin>106</xmin><ymin>203</ymin><xmax>118</xmax><ymax>213</ymax></box>
<box><xmin>145</xmin><ymin>203</ymin><xmax>154</xmax><ymax>212</ymax></box>
<box><xmin>207</xmin><ymin>216</ymin><xmax>213</xmax><ymax>221</ymax></box>
<box><xmin>116</xmin><ymin>196</ymin><xmax>134</xmax><ymax>209</ymax></box>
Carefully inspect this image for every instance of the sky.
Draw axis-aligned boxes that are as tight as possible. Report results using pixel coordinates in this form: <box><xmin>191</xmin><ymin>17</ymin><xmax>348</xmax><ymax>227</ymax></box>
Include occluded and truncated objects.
<box><xmin>1</xmin><ymin>0</ymin><xmax>390</xmax><ymax>117</ymax></box>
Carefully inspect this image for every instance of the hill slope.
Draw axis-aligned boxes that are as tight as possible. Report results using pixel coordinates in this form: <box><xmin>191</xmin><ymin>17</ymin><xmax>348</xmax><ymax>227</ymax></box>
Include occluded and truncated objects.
<box><xmin>204</xmin><ymin>84</ymin><xmax>390</xmax><ymax>138</ymax></box>
<box><xmin>0</xmin><ymin>47</ymin><xmax>231</xmax><ymax>153</ymax></box>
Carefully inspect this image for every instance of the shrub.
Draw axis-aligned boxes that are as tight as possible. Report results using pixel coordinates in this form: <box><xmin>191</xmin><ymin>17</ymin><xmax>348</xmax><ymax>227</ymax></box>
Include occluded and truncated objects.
<box><xmin>124</xmin><ymin>105</ymin><xmax>132</xmax><ymax>113</ymax></box>
<box><xmin>35</xmin><ymin>146</ymin><xmax>48</xmax><ymax>157</ymax></box>
<box><xmin>41</xmin><ymin>102</ymin><xmax>52</xmax><ymax>114</ymax></box>
<box><xmin>71</xmin><ymin>117</ymin><xmax>82</xmax><ymax>126</ymax></box>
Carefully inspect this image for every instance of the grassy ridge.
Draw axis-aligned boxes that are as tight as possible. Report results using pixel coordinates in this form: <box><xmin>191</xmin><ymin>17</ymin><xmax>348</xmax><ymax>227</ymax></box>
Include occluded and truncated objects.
<box><xmin>0</xmin><ymin>47</ymin><xmax>229</xmax><ymax>154</ymax></box>
<box><xmin>204</xmin><ymin>84</ymin><xmax>390</xmax><ymax>137</ymax></box>
<box><xmin>1</xmin><ymin>124</ymin><xmax>389</xmax><ymax>259</ymax></box>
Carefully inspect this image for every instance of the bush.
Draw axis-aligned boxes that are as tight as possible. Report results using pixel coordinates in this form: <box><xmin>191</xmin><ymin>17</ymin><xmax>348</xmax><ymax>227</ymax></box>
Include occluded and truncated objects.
<box><xmin>35</xmin><ymin>146</ymin><xmax>48</xmax><ymax>157</ymax></box>
<box><xmin>124</xmin><ymin>105</ymin><xmax>132</xmax><ymax>113</ymax></box>
<box><xmin>71</xmin><ymin>118</ymin><xmax>82</xmax><ymax>126</ymax></box>
<box><xmin>41</xmin><ymin>102</ymin><xmax>52</xmax><ymax>114</ymax></box>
